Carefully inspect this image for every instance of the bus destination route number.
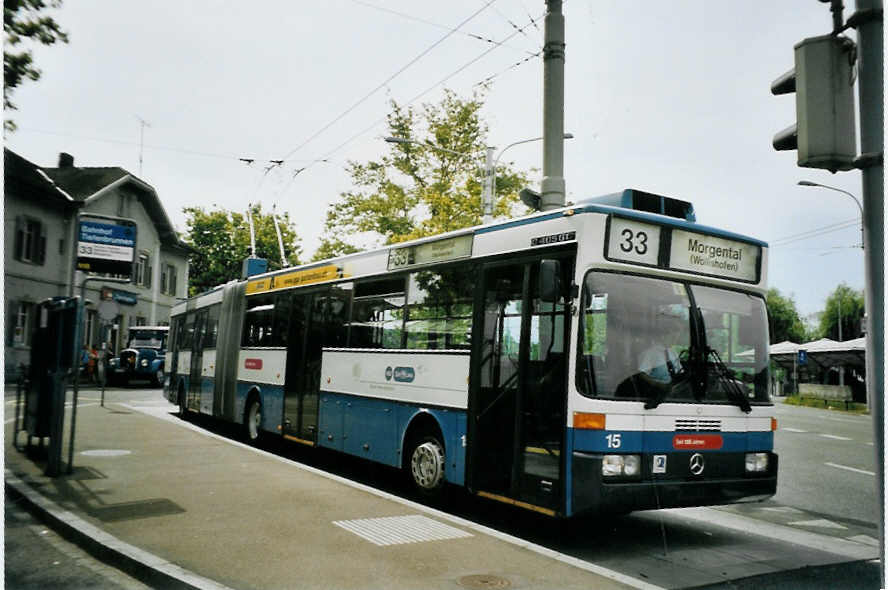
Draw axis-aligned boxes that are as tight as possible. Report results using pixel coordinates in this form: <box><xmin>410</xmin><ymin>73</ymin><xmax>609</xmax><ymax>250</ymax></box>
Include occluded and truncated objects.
<box><xmin>606</xmin><ymin>218</ymin><xmax>660</xmax><ymax>266</ymax></box>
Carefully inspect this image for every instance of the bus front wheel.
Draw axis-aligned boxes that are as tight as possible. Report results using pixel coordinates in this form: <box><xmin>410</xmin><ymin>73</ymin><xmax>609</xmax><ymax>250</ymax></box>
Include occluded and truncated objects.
<box><xmin>408</xmin><ymin>435</ymin><xmax>446</xmax><ymax>495</ymax></box>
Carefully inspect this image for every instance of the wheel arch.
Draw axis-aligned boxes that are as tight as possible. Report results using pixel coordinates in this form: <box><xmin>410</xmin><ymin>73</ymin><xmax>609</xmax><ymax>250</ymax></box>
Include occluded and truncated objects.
<box><xmin>400</xmin><ymin>410</ymin><xmax>445</xmax><ymax>469</ymax></box>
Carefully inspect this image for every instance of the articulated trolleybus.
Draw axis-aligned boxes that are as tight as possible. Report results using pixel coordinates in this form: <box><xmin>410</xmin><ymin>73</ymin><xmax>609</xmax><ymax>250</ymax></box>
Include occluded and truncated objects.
<box><xmin>166</xmin><ymin>189</ymin><xmax>777</xmax><ymax>518</ymax></box>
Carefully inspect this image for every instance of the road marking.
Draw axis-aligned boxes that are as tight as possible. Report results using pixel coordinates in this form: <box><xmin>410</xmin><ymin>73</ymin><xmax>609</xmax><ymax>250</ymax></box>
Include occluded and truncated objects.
<box><xmin>333</xmin><ymin>515</ymin><xmax>473</xmax><ymax>546</ymax></box>
<box><xmin>825</xmin><ymin>462</ymin><xmax>875</xmax><ymax>477</ymax></box>
<box><xmin>819</xmin><ymin>434</ymin><xmax>853</xmax><ymax>441</ymax></box>
<box><xmin>788</xmin><ymin>519</ymin><xmax>848</xmax><ymax>530</ymax></box>
<box><xmin>663</xmin><ymin>507</ymin><xmax>878</xmax><ymax>560</ymax></box>
<box><xmin>780</xmin><ymin>427</ymin><xmax>807</xmax><ymax>433</ymax></box>
<box><xmin>847</xmin><ymin>535</ymin><xmax>880</xmax><ymax>547</ymax></box>
<box><xmin>759</xmin><ymin>506</ymin><xmax>804</xmax><ymax>514</ymax></box>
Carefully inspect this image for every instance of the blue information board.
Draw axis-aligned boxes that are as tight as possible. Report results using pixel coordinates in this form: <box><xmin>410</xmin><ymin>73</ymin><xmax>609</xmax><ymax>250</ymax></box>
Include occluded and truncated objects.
<box><xmin>76</xmin><ymin>220</ymin><xmax>137</xmax><ymax>275</ymax></box>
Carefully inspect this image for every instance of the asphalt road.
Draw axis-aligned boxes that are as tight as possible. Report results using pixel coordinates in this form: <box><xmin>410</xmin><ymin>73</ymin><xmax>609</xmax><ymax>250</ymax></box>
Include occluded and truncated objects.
<box><xmin>5</xmin><ymin>493</ymin><xmax>151</xmax><ymax>590</ymax></box>
<box><xmin>772</xmin><ymin>399</ymin><xmax>878</xmax><ymax>526</ymax></box>
<box><xmin>5</xmin><ymin>386</ymin><xmax>881</xmax><ymax>589</ymax></box>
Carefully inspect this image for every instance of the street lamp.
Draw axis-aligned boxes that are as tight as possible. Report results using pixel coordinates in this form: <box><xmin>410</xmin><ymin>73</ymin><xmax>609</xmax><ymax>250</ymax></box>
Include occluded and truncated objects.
<box><xmin>797</xmin><ymin>180</ymin><xmax>864</xmax><ymax>249</ymax></box>
<box><xmin>384</xmin><ymin>134</ymin><xmax>574</xmax><ymax>223</ymax></box>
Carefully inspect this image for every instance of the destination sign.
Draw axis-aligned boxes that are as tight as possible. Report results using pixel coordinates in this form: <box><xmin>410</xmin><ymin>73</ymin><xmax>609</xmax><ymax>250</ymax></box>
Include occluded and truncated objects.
<box><xmin>606</xmin><ymin>218</ymin><xmax>661</xmax><ymax>266</ymax></box>
<box><xmin>668</xmin><ymin>230</ymin><xmax>759</xmax><ymax>282</ymax></box>
<box><xmin>388</xmin><ymin>234</ymin><xmax>473</xmax><ymax>271</ymax></box>
<box><xmin>76</xmin><ymin>220</ymin><xmax>136</xmax><ymax>275</ymax></box>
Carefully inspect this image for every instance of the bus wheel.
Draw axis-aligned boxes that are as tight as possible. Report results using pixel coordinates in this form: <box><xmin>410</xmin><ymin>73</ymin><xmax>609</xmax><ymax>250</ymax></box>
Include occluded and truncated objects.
<box><xmin>408</xmin><ymin>435</ymin><xmax>446</xmax><ymax>495</ymax></box>
<box><xmin>244</xmin><ymin>396</ymin><xmax>262</xmax><ymax>443</ymax></box>
<box><xmin>152</xmin><ymin>368</ymin><xmax>164</xmax><ymax>387</ymax></box>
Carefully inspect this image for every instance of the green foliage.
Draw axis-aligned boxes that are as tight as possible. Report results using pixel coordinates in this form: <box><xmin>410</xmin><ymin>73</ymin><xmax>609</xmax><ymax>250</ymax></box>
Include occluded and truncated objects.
<box><xmin>314</xmin><ymin>90</ymin><xmax>532</xmax><ymax>260</ymax></box>
<box><xmin>783</xmin><ymin>395</ymin><xmax>868</xmax><ymax>414</ymax></box>
<box><xmin>183</xmin><ymin>204</ymin><xmax>302</xmax><ymax>297</ymax></box>
<box><xmin>766</xmin><ymin>288</ymin><xmax>808</xmax><ymax>344</ymax></box>
<box><xmin>817</xmin><ymin>283</ymin><xmax>865</xmax><ymax>341</ymax></box>
<box><xmin>4</xmin><ymin>0</ymin><xmax>69</xmax><ymax>132</ymax></box>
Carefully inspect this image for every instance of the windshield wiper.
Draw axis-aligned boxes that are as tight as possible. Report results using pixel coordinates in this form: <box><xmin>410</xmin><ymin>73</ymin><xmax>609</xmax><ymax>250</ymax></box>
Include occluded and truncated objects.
<box><xmin>706</xmin><ymin>348</ymin><xmax>752</xmax><ymax>413</ymax></box>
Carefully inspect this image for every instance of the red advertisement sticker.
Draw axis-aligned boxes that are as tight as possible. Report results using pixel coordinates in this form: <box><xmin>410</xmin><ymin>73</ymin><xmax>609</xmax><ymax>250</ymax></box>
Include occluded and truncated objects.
<box><xmin>244</xmin><ymin>358</ymin><xmax>263</xmax><ymax>370</ymax></box>
<box><xmin>673</xmin><ymin>434</ymin><xmax>723</xmax><ymax>450</ymax></box>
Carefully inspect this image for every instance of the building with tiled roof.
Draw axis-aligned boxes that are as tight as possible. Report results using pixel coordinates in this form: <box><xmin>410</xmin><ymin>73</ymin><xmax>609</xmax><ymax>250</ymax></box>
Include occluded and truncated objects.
<box><xmin>4</xmin><ymin>149</ymin><xmax>191</xmax><ymax>380</ymax></box>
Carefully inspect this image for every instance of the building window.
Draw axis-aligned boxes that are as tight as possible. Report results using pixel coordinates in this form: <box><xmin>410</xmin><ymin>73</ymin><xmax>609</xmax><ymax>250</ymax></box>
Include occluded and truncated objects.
<box><xmin>134</xmin><ymin>252</ymin><xmax>151</xmax><ymax>287</ymax></box>
<box><xmin>7</xmin><ymin>301</ymin><xmax>34</xmax><ymax>346</ymax></box>
<box><xmin>14</xmin><ymin>217</ymin><xmax>46</xmax><ymax>265</ymax></box>
<box><xmin>161</xmin><ymin>264</ymin><xmax>177</xmax><ymax>296</ymax></box>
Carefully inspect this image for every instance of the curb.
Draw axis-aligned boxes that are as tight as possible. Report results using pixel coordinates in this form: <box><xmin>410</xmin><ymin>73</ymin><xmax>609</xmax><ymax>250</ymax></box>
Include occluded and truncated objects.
<box><xmin>5</xmin><ymin>470</ymin><xmax>234</xmax><ymax>590</ymax></box>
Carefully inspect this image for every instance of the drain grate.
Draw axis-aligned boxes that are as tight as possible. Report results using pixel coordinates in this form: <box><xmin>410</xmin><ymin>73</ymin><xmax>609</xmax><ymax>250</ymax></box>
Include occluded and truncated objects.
<box><xmin>333</xmin><ymin>514</ymin><xmax>472</xmax><ymax>546</ymax></box>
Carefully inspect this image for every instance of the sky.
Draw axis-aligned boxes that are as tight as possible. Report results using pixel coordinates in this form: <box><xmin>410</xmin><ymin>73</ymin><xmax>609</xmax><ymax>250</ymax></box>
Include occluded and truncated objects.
<box><xmin>5</xmin><ymin>1</ymin><xmax>871</xmax><ymax>319</ymax></box>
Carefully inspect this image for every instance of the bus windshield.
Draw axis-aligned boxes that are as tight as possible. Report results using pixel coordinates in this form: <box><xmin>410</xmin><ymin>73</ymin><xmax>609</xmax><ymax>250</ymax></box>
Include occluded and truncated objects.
<box><xmin>128</xmin><ymin>330</ymin><xmax>167</xmax><ymax>350</ymax></box>
<box><xmin>578</xmin><ymin>272</ymin><xmax>770</xmax><ymax>407</ymax></box>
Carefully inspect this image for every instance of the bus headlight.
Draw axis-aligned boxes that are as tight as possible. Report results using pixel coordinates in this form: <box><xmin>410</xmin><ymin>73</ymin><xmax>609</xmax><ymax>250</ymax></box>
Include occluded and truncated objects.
<box><xmin>602</xmin><ymin>454</ymin><xmax>641</xmax><ymax>477</ymax></box>
<box><xmin>141</xmin><ymin>359</ymin><xmax>149</xmax><ymax>367</ymax></box>
<box><xmin>745</xmin><ymin>452</ymin><xmax>769</xmax><ymax>473</ymax></box>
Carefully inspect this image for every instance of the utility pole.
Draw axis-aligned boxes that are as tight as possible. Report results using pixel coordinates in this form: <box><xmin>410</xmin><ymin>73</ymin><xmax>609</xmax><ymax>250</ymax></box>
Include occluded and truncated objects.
<box><xmin>853</xmin><ymin>0</ymin><xmax>884</xmax><ymax>583</ymax></box>
<box><xmin>540</xmin><ymin>0</ymin><xmax>566</xmax><ymax>211</ymax></box>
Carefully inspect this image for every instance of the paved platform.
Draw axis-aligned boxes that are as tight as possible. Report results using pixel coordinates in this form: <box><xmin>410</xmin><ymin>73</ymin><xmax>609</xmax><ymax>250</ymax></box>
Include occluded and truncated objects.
<box><xmin>5</xmin><ymin>394</ymin><xmax>648</xmax><ymax>590</ymax></box>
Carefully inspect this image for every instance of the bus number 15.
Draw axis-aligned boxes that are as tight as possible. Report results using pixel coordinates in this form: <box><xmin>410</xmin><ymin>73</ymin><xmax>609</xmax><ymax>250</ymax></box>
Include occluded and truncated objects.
<box><xmin>605</xmin><ymin>433</ymin><xmax>622</xmax><ymax>449</ymax></box>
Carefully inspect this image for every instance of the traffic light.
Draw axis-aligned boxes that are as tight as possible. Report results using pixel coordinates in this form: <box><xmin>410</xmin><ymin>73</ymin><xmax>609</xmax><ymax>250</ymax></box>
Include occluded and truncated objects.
<box><xmin>771</xmin><ymin>34</ymin><xmax>857</xmax><ymax>172</ymax></box>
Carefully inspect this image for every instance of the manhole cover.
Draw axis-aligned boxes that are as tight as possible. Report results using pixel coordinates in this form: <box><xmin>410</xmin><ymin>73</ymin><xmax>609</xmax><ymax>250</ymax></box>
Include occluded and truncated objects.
<box><xmin>457</xmin><ymin>574</ymin><xmax>511</xmax><ymax>589</ymax></box>
<box><xmin>80</xmin><ymin>450</ymin><xmax>132</xmax><ymax>457</ymax></box>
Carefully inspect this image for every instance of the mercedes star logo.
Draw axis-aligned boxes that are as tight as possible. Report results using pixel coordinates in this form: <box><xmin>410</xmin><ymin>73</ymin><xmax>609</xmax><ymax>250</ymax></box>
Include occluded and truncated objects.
<box><xmin>689</xmin><ymin>453</ymin><xmax>705</xmax><ymax>476</ymax></box>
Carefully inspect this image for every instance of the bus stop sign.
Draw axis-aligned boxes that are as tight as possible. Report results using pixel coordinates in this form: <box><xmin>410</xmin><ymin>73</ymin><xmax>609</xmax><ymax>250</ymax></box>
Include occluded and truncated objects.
<box><xmin>77</xmin><ymin>220</ymin><xmax>137</xmax><ymax>275</ymax></box>
<box><xmin>798</xmin><ymin>349</ymin><xmax>808</xmax><ymax>365</ymax></box>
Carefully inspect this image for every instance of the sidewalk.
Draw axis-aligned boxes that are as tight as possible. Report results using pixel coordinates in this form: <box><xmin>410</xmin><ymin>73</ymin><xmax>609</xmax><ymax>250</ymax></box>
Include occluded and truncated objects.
<box><xmin>5</xmin><ymin>396</ymin><xmax>645</xmax><ymax>590</ymax></box>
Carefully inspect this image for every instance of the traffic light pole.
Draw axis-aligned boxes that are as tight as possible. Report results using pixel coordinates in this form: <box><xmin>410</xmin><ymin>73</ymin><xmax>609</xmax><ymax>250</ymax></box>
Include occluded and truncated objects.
<box><xmin>852</xmin><ymin>0</ymin><xmax>884</xmax><ymax>583</ymax></box>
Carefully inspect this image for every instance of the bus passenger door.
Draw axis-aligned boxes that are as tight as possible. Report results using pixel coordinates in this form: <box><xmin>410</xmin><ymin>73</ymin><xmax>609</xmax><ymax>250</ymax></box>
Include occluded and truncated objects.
<box><xmin>188</xmin><ymin>309</ymin><xmax>207</xmax><ymax>411</ymax></box>
<box><xmin>468</xmin><ymin>256</ymin><xmax>570</xmax><ymax>513</ymax></box>
<box><xmin>283</xmin><ymin>284</ymin><xmax>350</xmax><ymax>443</ymax></box>
<box><xmin>283</xmin><ymin>293</ymin><xmax>307</xmax><ymax>440</ymax></box>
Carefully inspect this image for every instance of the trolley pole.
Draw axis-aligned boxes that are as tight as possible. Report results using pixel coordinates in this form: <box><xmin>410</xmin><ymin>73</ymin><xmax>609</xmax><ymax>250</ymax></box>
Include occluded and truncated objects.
<box><xmin>540</xmin><ymin>0</ymin><xmax>566</xmax><ymax>211</ymax></box>
<box><xmin>853</xmin><ymin>0</ymin><xmax>884</xmax><ymax>582</ymax></box>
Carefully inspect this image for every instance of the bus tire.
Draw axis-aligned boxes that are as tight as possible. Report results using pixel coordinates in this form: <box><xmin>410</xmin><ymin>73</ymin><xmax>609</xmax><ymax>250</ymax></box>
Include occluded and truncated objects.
<box><xmin>152</xmin><ymin>368</ymin><xmax>164</xmax><ymax>387</ymax></box>
<box><xmin>407</xmin><ymin>435</ymin><xmax>446</xmax><ymax>496</ymax></box>
<box><xmin>243</xmin><ymin>395</ymin><xmax>262</xmax><ymax>444</ymax></box>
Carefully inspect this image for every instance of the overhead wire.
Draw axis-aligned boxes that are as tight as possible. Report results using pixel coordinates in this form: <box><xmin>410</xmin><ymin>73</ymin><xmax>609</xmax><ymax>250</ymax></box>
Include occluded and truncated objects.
<box><xmin>14</xmin><ymin>127</ymin><xmax>317</xmax><ymax>163</ymax></box>
<box><xmin>769</xmin><ymin>217</ymin><xmax>859</xmax><ymax>247</ymax></box>
<box><xmin>297</xmin><ymin>10</ymin><xmax>547</xmax><ymax>177</ymax></box>
<box><xmin>280</xmin><ymin>0</ymin><xmax>498</xmax><ymax>162</ymax></box>
<box><xmin>348</xmin><ymin>0</ymin><xmax>537</xmax><ymax>56</ymax></box>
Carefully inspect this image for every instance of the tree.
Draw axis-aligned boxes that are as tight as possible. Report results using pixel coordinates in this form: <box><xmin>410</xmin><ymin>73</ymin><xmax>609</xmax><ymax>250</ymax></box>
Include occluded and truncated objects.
<box><xmin>817</xmin><ymin>283</ymin><xmax>865</xmax><ymax>341</ymax></box>
<box><xmin>4</xmin><ymin>0</ymin><xmax>69</xmax><ymax>132</ymax></box>
<box><xmin>766</xmin><ymin>288</ymin><xmax>807</xmax><ymax>344</ymax></box>
<box><xmin>314</xmin><ymin>90</ymin><xmax>532</xmax><ymax>260</ymax></box>
<box><xmin>183</xmin><ymin>204</ymin><xmax>302</xmax><ymax>296</ymax></box>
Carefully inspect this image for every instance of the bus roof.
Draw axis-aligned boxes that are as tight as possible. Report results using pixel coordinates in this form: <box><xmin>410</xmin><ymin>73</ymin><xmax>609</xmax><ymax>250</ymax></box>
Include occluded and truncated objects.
<box><xmin>179</xmin><ymin>188</ymin><xmax>767</xmax><ymax>306</ymax></box>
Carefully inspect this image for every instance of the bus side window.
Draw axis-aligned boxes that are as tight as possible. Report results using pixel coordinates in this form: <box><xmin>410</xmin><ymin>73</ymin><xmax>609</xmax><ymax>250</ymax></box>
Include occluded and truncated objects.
<box><xmin>204</xmin><ymin>304</ymin><xmax>220</xmax><ymax>349</ymax></box>
<box><xmin>406</xmin><ymin>266</ymin><xmax>474</xmax><ymax>350</ymax></box>
<box><xmin>350</xmin><ymin>277</ymin><xmax>405</xmax><ymax>349</ymax></box>
<box><xmin>321</xmin><ymin>282</ymin><xmax>352</xmax><ymax>348</ymax></box>
<box><xmin>242</xmin><ymin>296</ymin><xmax>275</xmax><ymax>347</ymax></box>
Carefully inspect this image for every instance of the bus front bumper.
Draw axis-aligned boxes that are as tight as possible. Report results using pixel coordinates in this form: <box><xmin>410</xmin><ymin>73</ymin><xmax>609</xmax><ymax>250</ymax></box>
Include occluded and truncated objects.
<box><xmin>570</xmin><ymin>451</ymin><xmax>778</xmax><ymax>516</ymax></box>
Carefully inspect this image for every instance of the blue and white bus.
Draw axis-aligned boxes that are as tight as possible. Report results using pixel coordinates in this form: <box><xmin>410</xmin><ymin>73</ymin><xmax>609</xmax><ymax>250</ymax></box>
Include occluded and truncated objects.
<box><xmin>165</xmin><ymin>189</ymin><xmax>777</xmax><ymax>517</ymax></box>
